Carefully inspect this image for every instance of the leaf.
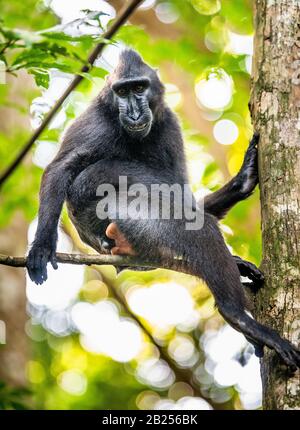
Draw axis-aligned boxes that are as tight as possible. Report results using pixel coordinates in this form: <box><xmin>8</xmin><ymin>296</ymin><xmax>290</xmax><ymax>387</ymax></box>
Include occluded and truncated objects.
<box><xmin>28</xmin><ymin>68</ymin><xmax>50</xmax><ymax>89</ymax></box>
<box><xmin>9</xmin><ymin>387</ymin><xmax>32</xmax><ymax>396</ymax></box>
<box><xmin>0</xmin><ymin>26</ymin><xmax>21</xmax><ymax>42</ymax></box>
<box><xmin>91</xmin><ymin>66</ymin><xmax>107</xmax><ymax>79</ymax></box>
<box><xmin>9</xmin><ymin>401</ymin><xmax>30</xmax><ymax>410</ymax></box>
<box><xmin>41</xmin><ymin>31</ymin><xmax>103</xmax><ymax>44</ymax></box>
<box><xmin>12</xmin><ymin>28</ymin><xmax>42</xmax><ymax>46</ymax></box>
<box><xmin>77</xmin><ymin>71</ymin><xmax>95</xmax><ymax>82</ymax></box>
<box><xmin>80</xmin><ymin>10</ymin><xmax>109</xmax><ymax>30</ymax></box>
<box><xmin>11</xmin><ymin>48</ymin><xmax>50</xmax><ymax>67</ymax></box>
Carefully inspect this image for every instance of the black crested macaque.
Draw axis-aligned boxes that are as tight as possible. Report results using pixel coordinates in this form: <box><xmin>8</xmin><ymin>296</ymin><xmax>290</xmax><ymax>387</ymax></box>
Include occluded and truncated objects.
<box><xmin>27</xmin><ymin>49</ymin><xmax>300</xmax><ymax>368</ymax></box>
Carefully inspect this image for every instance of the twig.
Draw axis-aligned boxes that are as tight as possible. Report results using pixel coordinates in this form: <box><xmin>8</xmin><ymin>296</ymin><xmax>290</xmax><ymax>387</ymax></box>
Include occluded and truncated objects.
<box><xmin>0</xmin><ymin>252</ymin><xmax>159</xmax><ymax>268</ymax></box>
<box><xmin>0</xmin><ymin>252</ymin><xmax>187</xmax><ymax>275</ymax></box>
<box><xmin>0</xmin><ymin>0</ymin><xmax>144</xmax><ymax>187</ymax></box>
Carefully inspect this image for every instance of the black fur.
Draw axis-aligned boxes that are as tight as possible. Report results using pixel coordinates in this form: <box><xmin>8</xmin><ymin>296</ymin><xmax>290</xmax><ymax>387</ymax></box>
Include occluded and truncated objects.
<box><xmin>27</xmin><ymin>49</ymin><xmax>300</xmax><ymax>369</ymax></box>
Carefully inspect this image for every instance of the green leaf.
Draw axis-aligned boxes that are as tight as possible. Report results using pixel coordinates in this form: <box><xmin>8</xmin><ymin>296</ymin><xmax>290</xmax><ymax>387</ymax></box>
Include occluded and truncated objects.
<box><xmin>9</xmin><ymin>401</ymin><xmax>30</xmax><ymax>410</ymax></box>
<box><xmin>41</xmin><ymin>31</ymin><xmax>103</xmax><ymax>44</ymax></box>
<box><xmin>29</xmin><ymin>68</ymin><xmax>50</xmax><ymax>88</ymax></box>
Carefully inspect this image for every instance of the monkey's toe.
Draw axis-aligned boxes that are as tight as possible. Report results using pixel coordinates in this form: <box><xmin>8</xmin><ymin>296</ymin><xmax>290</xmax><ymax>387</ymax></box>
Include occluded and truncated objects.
<box><xmin>274</xmin><ymin>340</ymin><xmax>300</xmax><ymax>370</ymax></box>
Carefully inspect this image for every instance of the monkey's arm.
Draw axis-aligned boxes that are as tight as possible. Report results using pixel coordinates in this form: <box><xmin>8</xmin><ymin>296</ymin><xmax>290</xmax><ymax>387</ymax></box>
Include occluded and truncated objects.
<box><xmin>27</xmin><ymin>149</ymin><xmax>89</xmax><ymax>284</ymax></box>
<box><xmin>203</xmin><ymin>133</ymin><xmax>259</xmax><ymax>219</ymax></box>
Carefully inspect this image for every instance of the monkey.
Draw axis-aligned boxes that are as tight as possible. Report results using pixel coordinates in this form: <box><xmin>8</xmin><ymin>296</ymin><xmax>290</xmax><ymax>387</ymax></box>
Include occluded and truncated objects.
<box><xmin>27</xmin><ymin>49</ymin><xmax>300</xmax><ymax>368</ymax></box>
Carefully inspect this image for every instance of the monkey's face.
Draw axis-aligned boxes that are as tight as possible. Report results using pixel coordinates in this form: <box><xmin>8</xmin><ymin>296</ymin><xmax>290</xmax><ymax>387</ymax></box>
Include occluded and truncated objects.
<box><xmin>112</xmin><ymin>77</ymin><xmax>153</xmax><ymax>139</ymax></box>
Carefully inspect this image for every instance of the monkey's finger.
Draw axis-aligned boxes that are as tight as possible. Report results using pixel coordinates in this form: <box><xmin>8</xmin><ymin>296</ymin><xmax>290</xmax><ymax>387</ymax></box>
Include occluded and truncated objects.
<box><xmin>28</xmin><ymin>266</ymin><xmax>43</xmax><ymax>285</ymax></box>
<box><xmin>33</xmin><ymin>253</ymin><xmax>43</xmax><ymax>283</ymax></box>
<box><xmin>50</xmin><ymin>253</ymin><xmax>58</xmax><ymax>270</ymax></box>
<box><xmin>40</xmin><ymin>254</ymin><xmax>49</xmax><ymax>282</ymax></box>
<box><xmin>27</xmin><ymin>267</ymin><xmax>37</xmax><ymax>283</ymax></box>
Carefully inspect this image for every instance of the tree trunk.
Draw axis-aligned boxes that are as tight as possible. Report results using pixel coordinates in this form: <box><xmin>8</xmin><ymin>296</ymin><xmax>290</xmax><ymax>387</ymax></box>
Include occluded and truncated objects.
<box><xmin>250</xmin><ymin>0</ymin><xmax>300</xmax><ymax>410</ymax></box>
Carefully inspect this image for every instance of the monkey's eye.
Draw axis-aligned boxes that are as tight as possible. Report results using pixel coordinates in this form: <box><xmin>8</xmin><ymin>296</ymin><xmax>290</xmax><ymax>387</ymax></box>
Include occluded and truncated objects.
<box><xmin>134</xmin><ymin>85</ymin><xmax>145</xmax><ymax>94</ymax></box>
<box><xmin>116</xmin><ymin>88</ymin><xmax>128</xmax><ymax>97</ymax></box>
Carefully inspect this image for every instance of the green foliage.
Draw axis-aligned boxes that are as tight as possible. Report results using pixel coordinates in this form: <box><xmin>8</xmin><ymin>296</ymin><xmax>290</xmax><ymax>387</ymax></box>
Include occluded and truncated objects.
<box><xmin>0</xmin><ymin>381</ymin><xmax>31</xmax><ymax>410</ymax></box>
<box><xmin>0</xmin><ymin>15</ymin><xmax>107</xmax><ymax>89</ymax></box>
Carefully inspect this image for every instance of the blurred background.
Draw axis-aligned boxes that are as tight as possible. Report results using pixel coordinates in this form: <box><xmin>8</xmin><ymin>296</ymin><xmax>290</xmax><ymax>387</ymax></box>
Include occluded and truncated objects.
<box><xmin>0</xmin><ymin>0</ymin><xmax>262</xmax><ymax>410</ymax></box>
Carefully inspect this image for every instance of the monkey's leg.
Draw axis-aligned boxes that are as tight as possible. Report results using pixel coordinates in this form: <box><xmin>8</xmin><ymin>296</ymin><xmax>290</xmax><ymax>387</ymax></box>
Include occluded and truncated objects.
<box><xmin>114</xmin><ymin>213</ymin><xmax>300</xmax><ymax>369</ymax></box>
<box><xmin>203</xmin><ymin>133</ymin><xmax>259</xmax><ymax>219</ymax></box>
<box><xmin>105</xmin><ymin>222</ymin><xmax>264</xmax><ymax>289</ymax></box>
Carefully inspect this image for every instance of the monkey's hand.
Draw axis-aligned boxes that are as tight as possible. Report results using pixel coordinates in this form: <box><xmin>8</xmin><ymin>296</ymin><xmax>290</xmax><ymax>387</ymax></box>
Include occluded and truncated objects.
<box><xmin>235</xmin><ymin>132</ymin><xmax>259</xmax><ymax>198</ymax></box>
<box><xmin>26</xmin><ymin>236</ymin><xmax>58</xmax><ymax>285</ymax></box>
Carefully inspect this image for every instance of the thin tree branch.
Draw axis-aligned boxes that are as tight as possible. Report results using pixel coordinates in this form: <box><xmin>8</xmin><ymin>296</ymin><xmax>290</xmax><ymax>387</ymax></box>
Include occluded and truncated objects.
<box><xmin>0</xmin><ymin>0</ymin><xmax>144</xmax><ymax>188</ymax></box>
<box><xmin>0</xmin><ymin>252</ymin><xmax>185</xmax><ymax>271</ymax></box>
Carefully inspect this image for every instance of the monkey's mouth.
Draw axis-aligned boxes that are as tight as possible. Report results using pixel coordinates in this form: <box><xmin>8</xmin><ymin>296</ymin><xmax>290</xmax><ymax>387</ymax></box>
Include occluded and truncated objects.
<box><xmin>127</xmin><ymin>123</ymin><xmax>149</xmax><ymax>132</ymax></box>
<box><xmin>120</xmin><ymin>111</ymin><xmax>153</xmax><ymax>138</ymax></box>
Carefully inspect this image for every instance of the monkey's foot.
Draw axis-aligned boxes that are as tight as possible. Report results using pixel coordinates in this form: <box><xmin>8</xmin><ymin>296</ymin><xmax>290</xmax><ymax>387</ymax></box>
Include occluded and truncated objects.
<box><xmin>234</xmin><ymin>256</ymin><xmax>264</xmax><ymax>290</ymax></box>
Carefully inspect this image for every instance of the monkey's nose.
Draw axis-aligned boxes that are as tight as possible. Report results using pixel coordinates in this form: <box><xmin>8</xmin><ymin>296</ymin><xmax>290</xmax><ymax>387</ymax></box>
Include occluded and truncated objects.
<box><xmin>128</xmin><ymin>111</ymin><xmax>141</xmax><ymax>121</ymax></box>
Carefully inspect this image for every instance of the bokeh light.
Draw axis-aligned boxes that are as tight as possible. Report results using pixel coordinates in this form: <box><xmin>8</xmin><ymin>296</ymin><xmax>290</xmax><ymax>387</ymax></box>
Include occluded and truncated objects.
<box><xmin>155</xmin><ymin>2</ymin><xmax>179</xmax><ymax>24</ymax></box>
<box><xmin>228</xmin><ymin>32</ymin><xmax>253</xmax><ymax>56</ymax></box>
<box><xmin>127</xmin><ymin>282</ymin><xmax>195</xmax><ymax>329</ymax></box>
<box><xmin>58</xmin><ymin>369</ymin><xmax>87</xmax><ymax>396</ymax></box>
<box><xmin>136</xmin><ymin>358</ymin><xmax>175</xmax><ymax>389</ymax></box>
<box><xmin>195</xmin><ymin>71</ymin><xmax>233</xmax><ymax>110</ymax></box>
<box><xmin>33</xmin><ymin>141</ymin><xmax>58</xmax><ymax>168</ymax></box>
<box><xmin>139</xmin><ymin>0</ymin><xmax>156</xmax><ymax>10</ymax></box>
<box><xmin>165</xmin><ymin>83</ymin><xmax>182</xmax><ymax>109</ymax></box>
<box><xmin>190</xmin><ymin>0</ymin><xmax>221</xmax><ymax>16</ymax></box>
<box><xmin>155</xmin><ymin>396</ymin><xmax>212</xmax><ymax>410</ymax></box>
<box><xmin>213</xmin><ymin>119</ymin><xmax>239</xmax><ymax>145</ymax></box>
<box><xmin>168</xmin><ymin>335</ymin><xmax>198</xmax><ymax>367</ymax></box>
<box><xmin>72</xmin><ymin>301</ymin><xmax>143</xmax><ymax>362</ymax></box>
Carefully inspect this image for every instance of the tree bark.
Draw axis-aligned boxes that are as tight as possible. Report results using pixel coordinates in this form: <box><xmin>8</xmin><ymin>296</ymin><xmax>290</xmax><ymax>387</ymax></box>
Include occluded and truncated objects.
<box><xmin>250</xmin><ymin>0</ymin><xmax>300</xmax><ymax>410</ymax></box>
